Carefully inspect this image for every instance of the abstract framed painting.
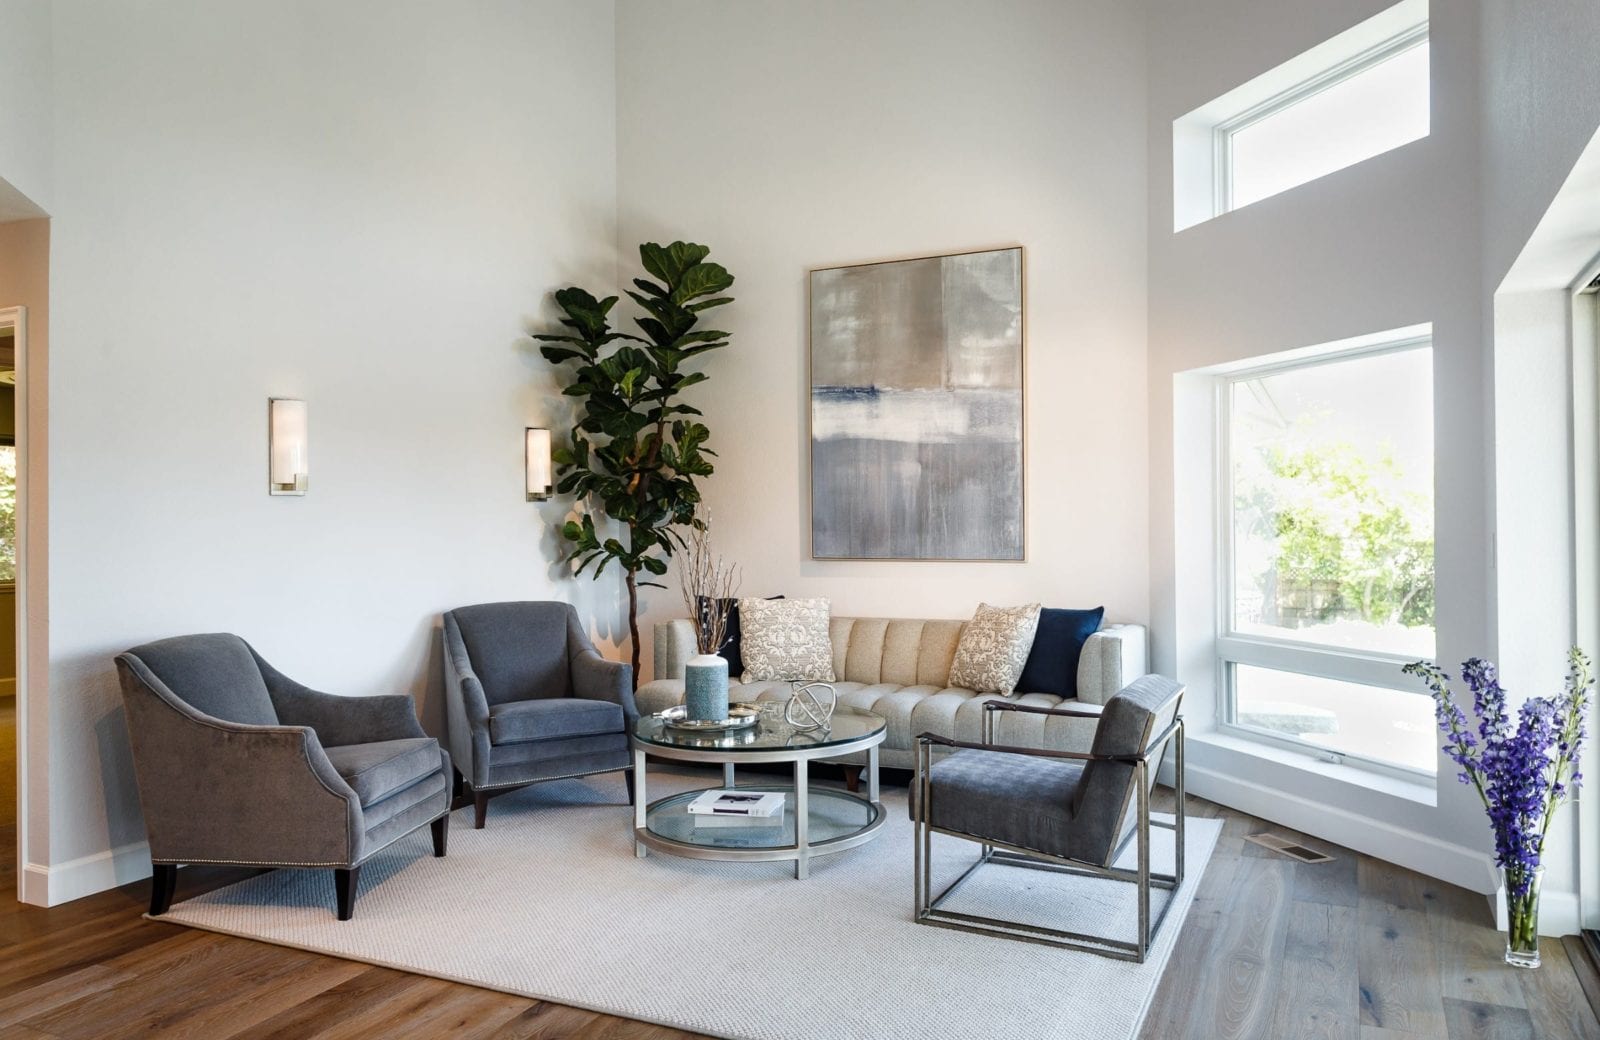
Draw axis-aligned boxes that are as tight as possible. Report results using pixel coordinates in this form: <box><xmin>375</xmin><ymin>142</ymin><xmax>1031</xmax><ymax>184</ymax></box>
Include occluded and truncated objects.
<box><xmin>809</xmin><ymin>246</ymin><xmax>1024</xmax><ymax>561</ymax></box>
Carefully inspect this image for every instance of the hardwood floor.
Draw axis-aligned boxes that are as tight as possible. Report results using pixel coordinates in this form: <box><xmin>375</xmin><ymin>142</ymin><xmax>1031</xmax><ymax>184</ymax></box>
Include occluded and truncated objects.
<box><xmin>2</xmin><ymin>764</ymin><xmax>1598</xmax><ymax>1039</ymax></box>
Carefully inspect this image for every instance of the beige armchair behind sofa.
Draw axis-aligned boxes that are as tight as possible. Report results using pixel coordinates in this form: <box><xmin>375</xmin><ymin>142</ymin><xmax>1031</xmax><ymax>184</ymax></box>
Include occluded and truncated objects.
<box><xmin>637</xmin><ymin>615</ymin><xmax>1149</xmax><ymax>769</ymax></box>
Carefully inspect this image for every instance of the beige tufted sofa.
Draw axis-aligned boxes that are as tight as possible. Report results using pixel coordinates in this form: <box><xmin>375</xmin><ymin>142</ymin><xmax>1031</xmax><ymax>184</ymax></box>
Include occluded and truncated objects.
<box><xmin>637</xmin><ymin>615</ymin><xmax>1148</xmax><ymax>770</ymax></box>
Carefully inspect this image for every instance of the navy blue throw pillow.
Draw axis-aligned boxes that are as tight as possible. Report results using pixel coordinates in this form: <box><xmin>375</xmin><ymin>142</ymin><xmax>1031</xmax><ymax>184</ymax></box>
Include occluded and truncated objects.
<box><xmin>1016</xmin><ymin>606</ymin><xmax>1105</xmax><ymax>698</ymax></box>
<box><xmin>696</xmin><ymin>595</ymin><xmax>783</xmax><ymax>678</ymax></box>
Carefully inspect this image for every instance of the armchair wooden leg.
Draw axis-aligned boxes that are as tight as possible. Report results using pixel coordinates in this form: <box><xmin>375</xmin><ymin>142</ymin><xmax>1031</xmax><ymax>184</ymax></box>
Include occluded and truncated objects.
<box><xmin>840</xmin><ymin>765</ymin><xmax>862</xmax><ymax>793</ymax></box>
<box><xmin>334</xmin><ymin>866</ymin><xmax>361</xmax><ymax>921</ymax></box>
<box><xmin>624</xmin><ymin>768</ymin><xmax>637</xmax><ymax>806</ymax></box>
<box><xmin>149</xmin><ymin>863</ymin><xmax>178</xmax><ymax>916</ymax></box>
<box><xmin>474</xmin><ymin>790</ymin><xmax>490</xmax><ymax>829</ymax></box>
<box><xmin>431</xmin><ymin>814</ymin><xmax>449</xmax><ymax>857</ymax></box>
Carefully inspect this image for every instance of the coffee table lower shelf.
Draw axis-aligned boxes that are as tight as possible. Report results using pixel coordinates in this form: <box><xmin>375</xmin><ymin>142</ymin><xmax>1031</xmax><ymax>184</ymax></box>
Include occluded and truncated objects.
<box><xmin>635</xmin><ymin>785</ymin><xmax>885</xmax><ymax>878</ymax></box>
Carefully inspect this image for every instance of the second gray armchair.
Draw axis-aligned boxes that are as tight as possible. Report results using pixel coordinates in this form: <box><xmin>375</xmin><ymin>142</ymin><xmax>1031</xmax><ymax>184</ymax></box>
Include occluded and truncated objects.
<box><xmin>443</xmin><ymin>601</ymin><xmax>637</xmax><ymax>828</ymax></box>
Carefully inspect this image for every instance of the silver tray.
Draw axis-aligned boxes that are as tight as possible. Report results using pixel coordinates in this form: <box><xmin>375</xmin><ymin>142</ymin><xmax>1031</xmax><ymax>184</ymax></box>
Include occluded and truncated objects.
<box><xmin>658</xmin><ymin>704</ymin><xmax>762</xmax><ymax>732</ymax></box>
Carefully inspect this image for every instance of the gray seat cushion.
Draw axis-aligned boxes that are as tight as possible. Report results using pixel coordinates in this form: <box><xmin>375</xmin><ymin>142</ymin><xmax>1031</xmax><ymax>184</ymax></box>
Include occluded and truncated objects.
<box><xmin>489</xmin><ymin>697</ymin><xmax>623</xmax><ymax>745</ymax></box>
<box><xmin>324</xmin><ymin>737</ymin><xmax>441</xmax><ymax>806</ymax></box>
<box><xmin>919</xmin><ymin>748</ymin><xmax>1085</xmax><ymax>860</ymax></box>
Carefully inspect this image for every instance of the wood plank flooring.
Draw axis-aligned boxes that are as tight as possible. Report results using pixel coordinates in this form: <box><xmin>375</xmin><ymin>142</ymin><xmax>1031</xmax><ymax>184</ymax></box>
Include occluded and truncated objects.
<box><xmin>1</xmin><ymin>738</ymin><xmax>1597</xmax><ymax>1039</ymax></box>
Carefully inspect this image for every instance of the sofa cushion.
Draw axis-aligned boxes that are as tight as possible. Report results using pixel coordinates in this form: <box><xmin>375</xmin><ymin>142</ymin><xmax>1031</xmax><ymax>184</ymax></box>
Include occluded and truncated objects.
<box><xmin>738</xmin><ymin>597</ymin><xmax>835</xmax><ymax>683</ymax></box>
<box><xmin>1017</xmin><ymin>606</ymin><xmax>1105</xmax><ymax>698</ymax></box>
<box><xmin>489</xmin><ymin>697</ymin><xmax>623</xmax><ymax>745</ymax></box>
<box><xmin>324</xmin><ymin>737</ymin><xmax>441</xmax><ymax>807</ymax></box>
<box><xmin>699</xmin><ymin>594</ymin><xmax>783</xmax><ymax>678</ymax></box>
<box><xmin>948</xmin><ymin>602</ymin><xmax>1042</xmax><ymax>695</ymax></box>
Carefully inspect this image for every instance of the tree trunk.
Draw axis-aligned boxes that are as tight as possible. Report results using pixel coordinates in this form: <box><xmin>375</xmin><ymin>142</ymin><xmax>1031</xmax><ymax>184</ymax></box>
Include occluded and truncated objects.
<box><xmin>625</xmin><ymin>568</ymin><xmax>641</xmax><ymax>691</ymax></box>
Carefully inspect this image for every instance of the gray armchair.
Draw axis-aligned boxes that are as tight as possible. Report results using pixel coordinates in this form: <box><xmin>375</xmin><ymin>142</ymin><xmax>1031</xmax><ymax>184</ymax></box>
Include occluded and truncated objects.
<box><xmin>442</xmin><ymin>601</ymin><xmax>636</xmax><ymax>828</ymax></box>
<box><xmin>913</xmin><ymin>675</ymin><xmax>1185</xmax><ymax>962</ymax></box>
<box><xmin>115</xmin><ymin>633</ymin><xmax>451</xmax><ymax>921</ymax></box>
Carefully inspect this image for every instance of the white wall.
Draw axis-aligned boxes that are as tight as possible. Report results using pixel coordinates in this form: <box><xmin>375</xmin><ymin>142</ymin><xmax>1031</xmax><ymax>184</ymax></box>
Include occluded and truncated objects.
<box><xmin>0</xmin><ymin>0</ymin><xmax>53</xmax><ymax>218</ymax></box>
<box><xmin>1479</xmin><ymin>0</ymin><xmax>1600</xmax><ymax>934</ymax></box>
<box><xmin>32</xmin><ymin>0</ymin><xmax>621</xmax><ymax>900</ymax></box>
<box><xmin>1147</xmin><ymin>0</ymin><xmax>1497</xmax><ymax>893</ymax></box>
<box><xmin>614</xmin><ymin>0</ymin><xmax>1151</xmax><ymax>678</ymax></box>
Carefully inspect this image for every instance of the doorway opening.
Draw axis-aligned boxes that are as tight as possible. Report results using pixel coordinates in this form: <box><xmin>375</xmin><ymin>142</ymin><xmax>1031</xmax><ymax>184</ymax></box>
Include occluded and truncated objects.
<box><xmin>0</xmin><ymin>306</ymin><xmax>23</xmax><ymax>902</ymax></box>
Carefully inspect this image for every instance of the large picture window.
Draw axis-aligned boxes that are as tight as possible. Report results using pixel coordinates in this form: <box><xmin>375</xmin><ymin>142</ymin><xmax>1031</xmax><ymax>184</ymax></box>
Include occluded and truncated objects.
<box><xmin>1219</xmin><ymin>338</ymin><xmax>1435</xmax><ymax>776</ymax></box>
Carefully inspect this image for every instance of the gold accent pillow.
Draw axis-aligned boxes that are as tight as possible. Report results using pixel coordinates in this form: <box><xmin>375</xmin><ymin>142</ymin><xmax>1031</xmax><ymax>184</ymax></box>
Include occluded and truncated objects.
<box><xmin>737</xmin><ymin>597</ymin><xmax>836</xmax><ymax>684</ymax></box>
<box><xmin>948</xmin><ymin>602</ymin><xmax>1043</xmax><ymax>695</ymax></box>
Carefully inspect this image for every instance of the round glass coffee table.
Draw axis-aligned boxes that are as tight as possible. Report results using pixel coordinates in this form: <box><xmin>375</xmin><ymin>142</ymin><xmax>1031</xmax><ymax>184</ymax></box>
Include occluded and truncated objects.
<box><xmin>631</xmin><ymin>703</ymin><xmax>886</xmax><ymax>879</ymax></box>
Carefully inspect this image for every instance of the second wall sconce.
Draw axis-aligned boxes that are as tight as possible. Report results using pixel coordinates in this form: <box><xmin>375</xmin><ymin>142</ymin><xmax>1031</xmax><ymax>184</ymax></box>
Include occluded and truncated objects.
<box><xmin>269</xmin><ymin>398</ymin><xmax>308</xmax><ymax>496</ymax></box>
<box><xmin>526</xmin><ymin>427</ymin><xmax>552</xmax><ymax>501</ymax></box>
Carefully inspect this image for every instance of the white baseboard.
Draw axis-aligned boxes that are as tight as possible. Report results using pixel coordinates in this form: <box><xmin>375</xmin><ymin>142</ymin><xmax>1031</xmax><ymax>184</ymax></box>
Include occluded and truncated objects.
<box><xmin>24</xmin><ymin>840</ymin><xmax>151</xmax><ymax>906</ymax></box>
<box><xmin>1182</xmin><ymin>761</ymin><xmax>1500</xmax><ymax>896</ymax></box>
<box><xmin>1492</xmin><ymin>884</ymin><xmax>1583</xmax><ymax>938</ymax></box>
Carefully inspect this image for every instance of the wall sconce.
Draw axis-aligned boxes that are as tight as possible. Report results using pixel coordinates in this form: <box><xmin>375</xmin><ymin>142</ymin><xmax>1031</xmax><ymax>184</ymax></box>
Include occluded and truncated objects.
<box><xmin>269</xmin><ymin>398</ymin><xmax>308</xmax><ymax>496</ymax></box>
<box><xmin>526</xmin><ymin>427</ymin><xmax>552</xmax><ymax>501</ymax></box>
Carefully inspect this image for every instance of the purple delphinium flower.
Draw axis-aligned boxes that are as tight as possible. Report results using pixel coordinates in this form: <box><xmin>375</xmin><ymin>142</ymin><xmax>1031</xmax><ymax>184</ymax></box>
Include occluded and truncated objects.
<box><xmin>1404</xmin><ymin>649</ymin><xmax>1593</xmax><ymax>900</ymax></box>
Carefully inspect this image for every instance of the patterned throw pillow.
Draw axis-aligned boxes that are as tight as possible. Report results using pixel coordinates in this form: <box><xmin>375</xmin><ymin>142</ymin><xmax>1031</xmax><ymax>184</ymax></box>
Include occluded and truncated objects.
<box><xmin>738</xmin><ymin>597</ymin><xmax>836</xmax><ymax>683</ymax></box>
<box><xmin>948</xmin><ymin>602</ymin><xmax>1043</xmax><ymax>696</ymax></box>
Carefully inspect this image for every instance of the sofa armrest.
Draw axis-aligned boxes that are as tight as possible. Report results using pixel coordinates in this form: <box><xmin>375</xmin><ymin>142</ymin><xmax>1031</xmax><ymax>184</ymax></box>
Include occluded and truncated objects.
<box><xmin>652</xmin><ymin>619</ymin><xmax>697</xmax><ymax>682</ymax></box>
<box><xmin>1077</xmin><ymin>623</ymin><xmax>1148</xmax><ymax>705</ymax></box>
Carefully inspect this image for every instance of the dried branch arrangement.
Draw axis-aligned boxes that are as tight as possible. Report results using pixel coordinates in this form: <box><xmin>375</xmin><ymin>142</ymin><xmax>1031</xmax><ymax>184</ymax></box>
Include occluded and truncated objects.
<box><xmin>678</xmin><ymin>518</ymin><xmax>741</xmax><ymax>656</ymax></box>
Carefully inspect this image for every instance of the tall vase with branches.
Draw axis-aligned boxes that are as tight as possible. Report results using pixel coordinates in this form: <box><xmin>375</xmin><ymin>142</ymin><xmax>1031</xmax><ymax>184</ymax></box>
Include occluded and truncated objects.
<box><xmin>534</xmin><ymin>242</ymin><xmax>734</xmax><ymax>687</ymax></box>
<box><xmin>678</xmin><ymin>518</ymin><xmax>741</xmax><ymax>721</ymax></box>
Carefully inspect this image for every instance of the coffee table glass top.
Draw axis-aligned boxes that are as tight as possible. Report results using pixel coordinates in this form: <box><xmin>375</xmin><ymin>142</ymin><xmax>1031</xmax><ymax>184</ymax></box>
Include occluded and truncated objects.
<box><xmin>633</xmin><ymin>702</ymin><xmax>885</xmax><ymax>752</ymax></box>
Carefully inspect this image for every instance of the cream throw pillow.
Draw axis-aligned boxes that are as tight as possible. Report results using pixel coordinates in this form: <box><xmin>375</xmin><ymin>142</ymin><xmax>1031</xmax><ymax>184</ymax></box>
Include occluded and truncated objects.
<box><xmin>949</xmin><ymin>602</ymin><xmax>1043</xmax><ymax>696</ymax></box>
<box><xmin>737</xmin><ymin>597</ymin><xmax>836</xmax><ymax>683</ymax></box>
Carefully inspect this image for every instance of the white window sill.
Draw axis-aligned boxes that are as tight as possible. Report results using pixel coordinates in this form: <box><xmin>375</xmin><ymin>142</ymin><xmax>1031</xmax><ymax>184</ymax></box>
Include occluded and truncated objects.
<box><xmin>1189</xmin><ymin>730</ymin><xmax>1437</xmax><ymax>807</ymax></box>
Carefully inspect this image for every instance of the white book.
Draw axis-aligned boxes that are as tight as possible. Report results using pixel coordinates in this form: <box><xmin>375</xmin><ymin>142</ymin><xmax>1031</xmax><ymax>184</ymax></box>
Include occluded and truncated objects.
<box><xmin>686</xmin><ymin>790</ymin><xmax>785</xmax><ymax>818</ymax></box>
<box><xmin>693</xmin><ymin>813</ymin><xmax>788</xmax><ymax>829</ymax></box>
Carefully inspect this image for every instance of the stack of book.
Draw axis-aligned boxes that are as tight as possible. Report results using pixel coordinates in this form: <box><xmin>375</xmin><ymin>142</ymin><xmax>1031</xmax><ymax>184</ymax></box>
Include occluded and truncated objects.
<box><xmin>688</xmin><ymin>790</ymin><xmax>786</xmax><ymax>829</ymax></box>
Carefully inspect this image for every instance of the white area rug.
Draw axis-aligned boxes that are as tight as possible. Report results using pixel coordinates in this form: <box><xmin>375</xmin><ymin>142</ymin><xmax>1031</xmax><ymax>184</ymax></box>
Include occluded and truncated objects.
<box><xmin>160</xmin><ymin>770</ymin><xmax>1219</xmax><ymax>1040</ymax></box>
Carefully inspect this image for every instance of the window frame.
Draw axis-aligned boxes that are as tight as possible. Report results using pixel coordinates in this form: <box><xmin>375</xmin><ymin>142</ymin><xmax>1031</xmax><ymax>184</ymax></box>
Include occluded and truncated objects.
<box><xmin>1212</xmin><ymin>21</ymin><xmax>1430</xmax><ymax>215</ymax></box>
<box><xmin>1214</xmin><ymin>334</ymin><xmax>1436</xmax><ymax>781</ymax></box>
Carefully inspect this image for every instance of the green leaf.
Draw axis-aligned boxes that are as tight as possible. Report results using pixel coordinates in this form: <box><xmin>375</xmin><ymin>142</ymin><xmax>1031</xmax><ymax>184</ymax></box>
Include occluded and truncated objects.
<box><xmin>673</xmin><ymin>262</ymin><xmax>734</xmax><ymax>304</ymax></box>
<box><xmin>639</xmin><ymin>241</ymin><xmax>711</xmax><ymax>286</ymax></box>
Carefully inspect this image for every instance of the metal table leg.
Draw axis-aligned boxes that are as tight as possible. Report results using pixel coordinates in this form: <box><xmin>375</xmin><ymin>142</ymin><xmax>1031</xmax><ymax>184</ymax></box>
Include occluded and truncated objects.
<box><xmin>634</xmin><ymin>747</ymin><xmax>648</xmax><ymax>858</ymax></box>
<box><xmin>867</xmin><ymin>744</ymin><xmax>880</xmax><ymax>804</ymax></box>
<box><xmin>794</xmin><ymin>757</ymin><xmax>809</xmax><ymax>880</ymax></box>
<box><xmin>723</xmin><ymin>762</ymin><xmax>736</xmax><ymax>789</ymax></box>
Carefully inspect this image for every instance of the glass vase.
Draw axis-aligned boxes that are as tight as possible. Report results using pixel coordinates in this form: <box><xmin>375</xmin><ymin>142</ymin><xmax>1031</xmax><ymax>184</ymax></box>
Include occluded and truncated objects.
<box><xmin>1503</xmin><ymin>866</ymin><xmax>1543</xmax><ymax>968</ymax></box>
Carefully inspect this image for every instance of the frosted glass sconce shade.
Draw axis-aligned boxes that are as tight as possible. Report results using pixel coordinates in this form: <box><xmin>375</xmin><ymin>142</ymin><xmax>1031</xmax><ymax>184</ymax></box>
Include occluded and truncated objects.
<box><xmin>526</xmin><ymin>427</ymin><xmax>552</xmax><ymax>501</ymax></box>
<box><xmin>269</xmin><ymin>398</ymin><xmax>308</xmax><ymax>496</ymax></box>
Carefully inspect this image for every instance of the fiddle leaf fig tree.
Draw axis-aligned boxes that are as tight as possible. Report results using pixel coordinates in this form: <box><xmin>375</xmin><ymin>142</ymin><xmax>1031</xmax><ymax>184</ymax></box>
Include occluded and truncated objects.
<box><xmin>535</xmin><ymin>241</ymin><xmax>734</xmax><ymax>685</ymax></box>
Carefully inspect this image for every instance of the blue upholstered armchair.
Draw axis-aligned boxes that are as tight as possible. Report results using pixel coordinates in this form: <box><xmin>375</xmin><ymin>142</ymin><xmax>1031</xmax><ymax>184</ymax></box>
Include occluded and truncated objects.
<box><xmin>115</xmin><ymin>633</ymin><xmax>452</xmax><ymax>921</ymax></box>
<box><xmin>442</xmin><ymin>601</ymin><xmax>637</xmax><ymax>828</ymax></box>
